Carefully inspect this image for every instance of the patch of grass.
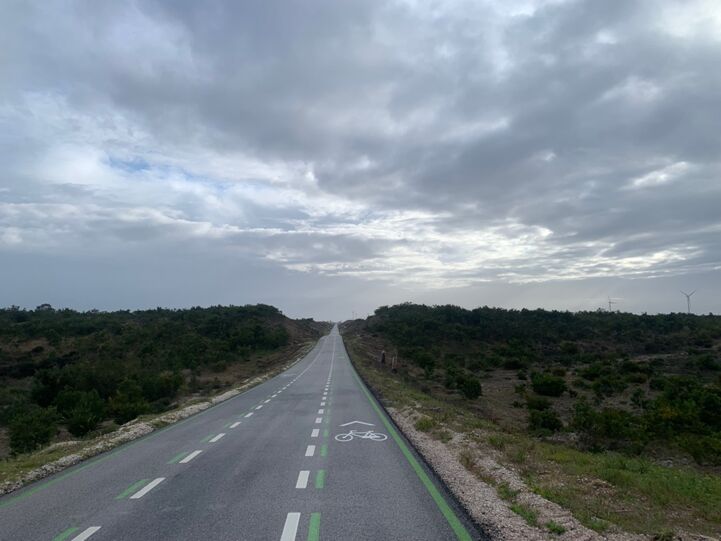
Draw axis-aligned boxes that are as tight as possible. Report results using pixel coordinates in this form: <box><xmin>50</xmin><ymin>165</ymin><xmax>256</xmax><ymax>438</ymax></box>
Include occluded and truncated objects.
<box><xmin>497</xmin><ymin>482</ymin><xmax>519</xmax><ymax>502</ymax></box>
<box><xmin>414</xmin><ymin>416</ymin><xmax>436</xmax><ymax>432</ymax></box>
<box><xmin>487</xmin><ymin>433</ymin><xmax>511</xmax><ymax>449</ymax></box>
<box><xmin>0</xmin><ymin>442</ymin><xmax>86</xmax><ymax>482</ymax></box>
<box><xmin>546</xmin><ymin>521</ymin><xmax>566</xmax><ymax>535</ymax></box>
<box><xmin>511</xmin><ymin>502</ymin><xmax>538</xmax><ymax>526</ymax></box>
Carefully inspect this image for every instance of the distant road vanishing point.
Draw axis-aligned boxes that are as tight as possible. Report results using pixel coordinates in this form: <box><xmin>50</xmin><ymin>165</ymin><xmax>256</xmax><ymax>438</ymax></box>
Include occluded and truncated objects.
<box><xmin>0</xmin><ymin>325</ymin><xmax>481</xmax><ymax>540</ymax></box>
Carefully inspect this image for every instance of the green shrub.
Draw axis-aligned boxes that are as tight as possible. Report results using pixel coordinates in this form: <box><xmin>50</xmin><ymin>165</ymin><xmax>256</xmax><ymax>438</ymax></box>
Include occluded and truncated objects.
<box><xmin>55</xmin><ymin>389</ymin><xmax>105</xmax><ymax>436</ymax></box>
<box><xmin>531</xmin><ymin>372</ymin><xmax>567</xmax><ymax>397</ymax></box>
<box><xmin>526</xmin><ymin>396</ymin><xmax>551</xmax><ymax>411</ymax></box>
<box><xmin>458</xmin><ymin>375</ymin><xmax>482</xmax><ymax>400</ymax></box>
<box><xmin>109</xmin><ymin>380</ymin><xmax>150</xmax><ymax>424</ymax></box>
<box><xmin>9</xmin><ymin>405</ymin><xmax>58</xmax><ymax>454</ymax></box>
<box><xmin>573</xmin><ymin>400</ymin><xmax>640</xmax><ymax>450</ymax></box>
<box><xmin>529</xmin><ymin>409</ymin><xmax>563</xmax><ymax>433</ymax></box>
<box><xmin>678</xmin><ymin>434</ymin><xmax>721</xmax><ymax>465</ymax></box>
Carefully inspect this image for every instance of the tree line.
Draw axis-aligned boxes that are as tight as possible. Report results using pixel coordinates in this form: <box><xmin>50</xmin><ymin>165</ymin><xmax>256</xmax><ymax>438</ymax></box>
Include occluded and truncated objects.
<box><xmin>0</xmin><ymin>305</ymin><xmax>319</xmax><ymax>455</ymax></box>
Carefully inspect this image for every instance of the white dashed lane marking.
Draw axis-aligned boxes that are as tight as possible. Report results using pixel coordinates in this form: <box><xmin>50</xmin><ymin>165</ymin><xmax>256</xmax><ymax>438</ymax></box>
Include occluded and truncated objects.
<box><xmin>130</xmin><ymin>477</ymin><xmax>165</xmax><ymax>499</ymax></box>
<box><xmin>70</xmin><ymin>527</ymin><xmax>101</xmax><ymax>541</ymax></box>
<box><xmin>295</xmin><ymin>470</ymin><xmax>310</xmax><ymax>489</ymax></box>
<box><xmin>280</xmin><ymin>512</ymin><xmax>300</xmax><ymax>541</ymax></box>
<box><xmin>180</xmin><ymin>450</ymin><xmax>202</xmax><ymax>463</ymax></box>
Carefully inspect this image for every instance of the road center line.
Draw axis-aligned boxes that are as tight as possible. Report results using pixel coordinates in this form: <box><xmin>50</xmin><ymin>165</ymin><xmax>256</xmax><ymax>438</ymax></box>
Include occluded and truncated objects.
<box><xmin>179</xmin><ymin>450</ymin><xmax>202</xmax><ymax>463</ymax></box>
<box><xmin>70</xmin><ymin>527</ymin><xmax>101</xmax><ymax>541</ymax></box>
<box><xmin>264</xmin><ymin>399</ymin><xmax>271</xmax><ymax>403</ymax></box>
<box><xmin>255</xmin><ymin>405</ymin><xmax>263</xmax><ymax>410</ymax></box>
<box><xmin>230</xmin><ymin>421</ymin><xmax>241</xmax><ymax>428</ymax></box>
<box><xmin>295</xmin><ymin>470</ymin><xmax>310</xmax><ymax>489</ymax></box>
<box><xmin>280</xmin><ymin>512</ymin><xmax>300</xmax><ymax>541</ymax></box>
<box><xmin>209</xmin><ymin>433</ymin><xmax>225</xmax><ymax>443</ymax></box>
<box><xmin>305</xmin><ymin>445</ymin><xmax>316</xmax><ymax>457</ymax></box>
<box><xmin>245</xmin><ymin>412</ymin><xmax>254</xmax><ymax>418</ymax></box>
<box><xmin>130</xmin><ymin>477</ymin><xmax>165</xmax><ymax>499</ymax></box>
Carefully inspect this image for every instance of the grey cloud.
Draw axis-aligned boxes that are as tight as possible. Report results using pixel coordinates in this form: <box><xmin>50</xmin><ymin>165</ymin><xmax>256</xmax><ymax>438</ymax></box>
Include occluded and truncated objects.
<box><xmin>1</xmin><ymin>0</ymin><xmax>720</xmax><ymax>318</ymax></box>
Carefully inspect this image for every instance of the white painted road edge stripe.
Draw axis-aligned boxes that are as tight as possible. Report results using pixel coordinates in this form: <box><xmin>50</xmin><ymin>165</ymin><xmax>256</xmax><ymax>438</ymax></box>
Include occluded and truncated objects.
<box><xmin>280</xmin><ymin>512</ymin><xmax>300</xmax><ymax>541</ymax></box>
<box><xmin>209</xmin><ymin>433</ymin><xmax>225</xmax><ymax>443</ymax></box>
<box><xmin>130</xmin><ymin>477</ymin><xmax>165</xmax><ymax>499</ymax></box>
<box><xmin>305</xmin><ymin>445</ymin><xmax>316</xmax><ymax>457</ymax></box>
<box><xmin>311</xmin><ymin>428</ymin><xmax>319</xmax><ymax>438</ymax></box>
<box><xmin>245</xmin><ymin>412</ymin><xmax>254</xmax><ymax>418</ymax></box>
<box><xmin>180</xmin><ymin>450</ymin><xmax>202</xmax><ymax>463</ymax></box>
<box><xmin>295</xmin><ymin>470</ymin><xmax>310</xmax><ymax>489</ymax></box>
<box><xmin>70</xmin><ymin>527</ymin><xmax>101</xmax><ymax>541</ymax></box>
<box><xmin>315</xmin><ymin>417</ymin><xmax>322</xmax><ymax>424</ymax></box>
<box><xmin>230</xmin><ymin>421</ymin><xmax>241</xmax><ymax>428</ymax></box>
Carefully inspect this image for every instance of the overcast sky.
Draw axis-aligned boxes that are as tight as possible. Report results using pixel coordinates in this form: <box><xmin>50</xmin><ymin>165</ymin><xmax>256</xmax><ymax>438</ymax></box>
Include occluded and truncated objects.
<box><xmin>1</xmin><ymin>0</ymin><xmax>720</xmax><ymax>320</ymax></box>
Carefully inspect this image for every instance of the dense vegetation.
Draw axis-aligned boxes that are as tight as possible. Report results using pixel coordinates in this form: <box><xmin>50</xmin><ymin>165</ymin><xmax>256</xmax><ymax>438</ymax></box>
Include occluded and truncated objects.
<box><xmin>0</xmin><ymin>305</ymin><xmax>322</xmax><ymax>455</ymax></box>
<box><xmin>365</xmin><ymin>303</ymin><xmax>721</xmax><ymax>466</ymax></box>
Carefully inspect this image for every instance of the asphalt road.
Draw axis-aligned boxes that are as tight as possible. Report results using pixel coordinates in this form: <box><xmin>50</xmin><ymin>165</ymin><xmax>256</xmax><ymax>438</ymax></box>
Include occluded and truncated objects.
<box><xmin>0</xmin><ymin>326</ymin><xmax>481</xmax><ymax>540</ymax></box>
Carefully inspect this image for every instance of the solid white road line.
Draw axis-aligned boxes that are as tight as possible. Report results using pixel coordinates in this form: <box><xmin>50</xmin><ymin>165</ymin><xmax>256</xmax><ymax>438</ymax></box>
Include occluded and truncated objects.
<box><xmin>179</xmin><ymin>450</ymin><xmax>202</xmax><ymax>463</ymax></box>
<box><xmin>230</xmin><ymin>421</ymin><xmax>241</xmax><ymax>428</ymax></box>
<box><xmin>209</xmin><ymin>433</ymin><xmax>225</xmax><ymax>443</ymax></box>
<box><xmin>311</xmin><ymin>428</ymin><xmax>319</xmax><ymax>438</ymax></box>
<box><xmin>280</xmin><ymin>512</ymin><xmax>300</xmax><ymax>541</ymax></box>
<box><xmin>318</xmin><ymin>409</ymin><xmax>324</xmax><ymax>414</ymax></box>
<box><xmin>130</xmin><ymin>477</ymin><xmax>165</xmax><ymax>499</ymax></box>
<box><xmin>245</xmin><ymin>412</ymin><xmax>254</xmax><ymax>418</ymax></box>
<box><xmin>295</xmin><ymin>470</ymin><xmax>310</xmax><ymax>489</ymax></box>
<box><xmin>305</xmin><ymin>445</ymin><xmax>316</xmax><ymax>457</ymax></box>
<box><xmin>71</xmin><ymin>527</ymin><xmax>101</xmax><ymax>541</ymax></box>
<box><xmin>315</xmin><ymin>417</ymin><xmax>322</xmax><ymax>424</ymax></box>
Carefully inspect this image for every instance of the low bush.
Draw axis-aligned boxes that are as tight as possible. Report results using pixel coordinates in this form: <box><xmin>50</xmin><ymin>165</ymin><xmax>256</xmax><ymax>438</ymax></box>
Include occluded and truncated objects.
<box><xmin>529</xmin><ymin>409</ymin><xmax>563</xmax><ymax>433</ymax></box>
<box><xmin>9</xmin><ymin>405</ymin><xmax>58</xmax><ymax>454</ymax></box>
<box><xmin>531</xmin><ymin>372</ymin><xmax>567</xmax><ymax>397</ymax></box>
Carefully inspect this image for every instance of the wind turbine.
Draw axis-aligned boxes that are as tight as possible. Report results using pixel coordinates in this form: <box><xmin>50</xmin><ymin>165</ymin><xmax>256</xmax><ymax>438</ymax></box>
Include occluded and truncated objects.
<box><xmin>681</xmin><ymin>290</ymin><xmax>696</xmax><ymax>314</ymax></box>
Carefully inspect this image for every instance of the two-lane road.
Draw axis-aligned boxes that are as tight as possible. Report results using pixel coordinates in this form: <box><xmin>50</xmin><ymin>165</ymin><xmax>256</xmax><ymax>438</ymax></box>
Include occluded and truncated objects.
<box><xmin>0</xmin><ymin>326</ymin><xmax>481</xmax><ymax>540</ymax></box>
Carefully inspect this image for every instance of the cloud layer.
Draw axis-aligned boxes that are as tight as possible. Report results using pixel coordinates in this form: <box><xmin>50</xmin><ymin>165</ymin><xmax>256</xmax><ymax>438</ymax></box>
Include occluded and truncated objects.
<box><xmin>1</xmin><ymin>0</ymin><xmax>720</xmax><ymax>317</ymax></box>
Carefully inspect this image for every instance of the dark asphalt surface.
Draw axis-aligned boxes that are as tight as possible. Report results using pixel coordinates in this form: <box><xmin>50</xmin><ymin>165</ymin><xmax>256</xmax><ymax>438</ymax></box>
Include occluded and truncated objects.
<box><xmin>0</xmin><ymin>326</ymin><xmax>482</xmax><ymax>540</ymax></box>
